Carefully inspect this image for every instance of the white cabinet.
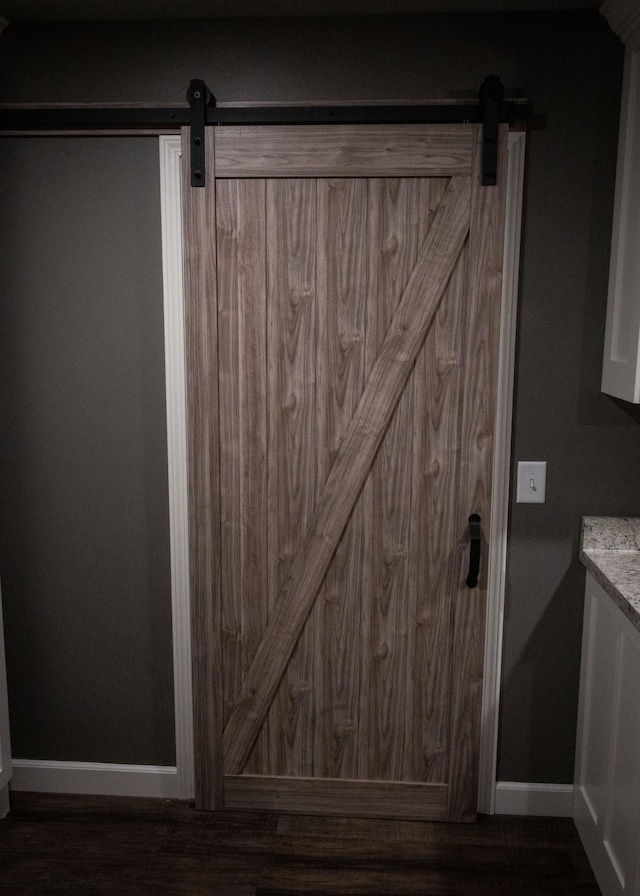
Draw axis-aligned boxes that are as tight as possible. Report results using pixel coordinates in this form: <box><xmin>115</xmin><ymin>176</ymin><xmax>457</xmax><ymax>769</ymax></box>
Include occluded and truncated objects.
<box><xmin>601</xmin><ymin>46</ymin><xmax>640</xmax><ymax>403</ymax></box>
<box><xmin>0</xmin><ymin>586</ymin><xmax>11</xmax><ymax>818</ymax></box>
<box><xmin>600</xmin><ymin>3</ymin><xmax>640</xmax><ymax>403</ymax></box>
<box><xmin>574</xmin><ymin>573</ymin><xmax>640</xmax><ymax>895</ymax></box>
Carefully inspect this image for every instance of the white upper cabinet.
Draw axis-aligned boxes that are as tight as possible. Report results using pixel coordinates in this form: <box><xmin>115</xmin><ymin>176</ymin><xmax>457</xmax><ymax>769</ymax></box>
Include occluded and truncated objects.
<box><xmin>601</xmin><ymin>1</ymin><xmax>640</xmax><ymax>403</ymax></box>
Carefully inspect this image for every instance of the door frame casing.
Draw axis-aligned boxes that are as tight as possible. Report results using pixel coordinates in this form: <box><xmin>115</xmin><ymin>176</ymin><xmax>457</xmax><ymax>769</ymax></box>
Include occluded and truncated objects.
<box><xmin>159</xmin><ymin>130</ymin><xmax>526</xmax><ymax>811</ymax></box>
<box><xmin>159</xmin><ymin>135</ymin><xmax>195</xmax><ymax>800</ymax></box>
<box><xmin>478</xmin><ymin>130</ymin><xmax>526</xmax><ymax>814</ymax></box>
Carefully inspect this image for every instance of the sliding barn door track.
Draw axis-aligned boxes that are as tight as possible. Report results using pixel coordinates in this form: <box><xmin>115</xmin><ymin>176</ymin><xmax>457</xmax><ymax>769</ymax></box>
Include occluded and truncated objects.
<box><xmin>0</xmin><ymin>75</ymin><xmax>529</xmax><ymax>186</ymax></box>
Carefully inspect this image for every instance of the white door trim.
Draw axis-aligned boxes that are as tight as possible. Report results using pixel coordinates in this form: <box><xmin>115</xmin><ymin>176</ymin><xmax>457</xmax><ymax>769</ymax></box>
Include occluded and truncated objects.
<box><xmin>159</xmin><ymin>135</ymin><xmax>194</xmax><ymax>800</ymax></box>
<box><xmin>159</xmin><ymin>130</ymin><xmax>526</xmax><ymax>809</ymax></box>
<box><xmin>479</xmin><ymin>130</ymin><xmax>526</xmax><ymax>814</ymax></box>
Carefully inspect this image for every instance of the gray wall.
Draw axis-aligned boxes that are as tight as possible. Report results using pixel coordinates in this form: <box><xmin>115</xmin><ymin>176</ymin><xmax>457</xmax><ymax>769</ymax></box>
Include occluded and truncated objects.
<box><xmin>1</xmin><ymin>10</ymin><xmax>638</xmax><ymax>783</ymax></box>
<box><xmin>0</xmin><ymin>138</ymin><xmax>175</xmax><ymax>764</ymax></box>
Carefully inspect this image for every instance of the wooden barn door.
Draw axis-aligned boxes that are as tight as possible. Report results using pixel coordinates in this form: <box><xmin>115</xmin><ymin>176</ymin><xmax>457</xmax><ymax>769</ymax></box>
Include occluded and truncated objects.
<box><xmin>183</xmin><ymin>122</ymin><xmax>508</xmax><ymax>822</ymax></box>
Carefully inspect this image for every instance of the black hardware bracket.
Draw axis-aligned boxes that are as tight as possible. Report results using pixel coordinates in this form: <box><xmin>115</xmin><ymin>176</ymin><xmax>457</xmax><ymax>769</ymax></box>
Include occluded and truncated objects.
<box><xmin>479</xmin><ymin>75</ymin><xmax>505</xmax><ymax>186</ymax></box>
<box><xmin>187</xmin><ymin>79</ymin><xmax>213</xmax><ymax>187</ymax></box>
<box><xmin>0</xmin><ymin>76</ymin><xmax>528</xmax><ymax>188</ymax></box>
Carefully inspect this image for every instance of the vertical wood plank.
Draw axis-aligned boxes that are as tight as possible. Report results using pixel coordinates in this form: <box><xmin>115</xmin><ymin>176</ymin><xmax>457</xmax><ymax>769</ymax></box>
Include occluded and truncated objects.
<box><xmin>217</xmin><ymin>179</ymin><xmax>269</xmax><ymax>775</ymax></box>
<box><xmin>266</xmin><ymin>178</ymin><xmax>319</xmax><ymax>777</ymax></box>
<box><xmin>181</xmin><ymin>127</ymin><xmax>223</xmax><ymax>810</ymax></box>
<box><xmin>238</xmin><ymin>181</ymin><xmax>270</xmax><ymax>776</ymax></box>
<box><xmin>360</xmin><ymin>178</ymin><xmax>419</xmax><ymax>782</ymax></box>
<box><xmin>408</xmin><ymin>178</ymin><xmax>466</xmax><ymax>783</ymax></box>
<box><xmin>217</xmin><ymin>179</ymin><xmax>243</xmax><ymax>731</ymax></box>
<box><xmin>315</xmin><ymin>178</ymin><xmax>368</xmax><ymax>779</ymax></box>
<box><xmin>446</xmin><ymin>124</ymin><xmax>508</xmax><ymax>822</ymax></box>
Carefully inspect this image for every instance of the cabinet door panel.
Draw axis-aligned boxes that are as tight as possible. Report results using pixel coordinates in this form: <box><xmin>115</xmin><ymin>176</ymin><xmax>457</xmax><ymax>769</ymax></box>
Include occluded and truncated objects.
<box><xmin>579</xmin><ymin>589</ymin><xmax>617</xmax><ymax>829</ymax></box>
<box><xmin>605</xmin><ymin>636</ymin><xmax>640</xmax><ymax>893</ymax></box>
<box><xmin>574</xmin><ymin>574</ymin><xmax>640</xmax><ymax>896</ymax></box>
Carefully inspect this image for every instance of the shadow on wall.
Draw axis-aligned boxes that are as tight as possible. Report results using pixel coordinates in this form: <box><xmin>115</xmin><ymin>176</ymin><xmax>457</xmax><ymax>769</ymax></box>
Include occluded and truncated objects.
<box><xmin>499</xmin><ymin>542</ymin><xmax>586</xmax><ymax>784</ymax></box>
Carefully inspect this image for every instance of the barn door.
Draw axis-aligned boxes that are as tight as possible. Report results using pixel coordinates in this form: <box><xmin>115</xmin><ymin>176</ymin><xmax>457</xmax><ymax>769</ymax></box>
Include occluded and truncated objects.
<box><xmin>183</xmin><ymin>122</ymin><xmax>507</xmax><ymax>822</ymax></box>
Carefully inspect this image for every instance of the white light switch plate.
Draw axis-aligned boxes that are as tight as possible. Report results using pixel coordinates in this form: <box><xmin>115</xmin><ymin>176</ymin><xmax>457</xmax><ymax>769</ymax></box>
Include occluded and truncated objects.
<box><xmin>516</xmin><ymin>461</ymin><xmax>547</xmax><ymax>503</ymax></box>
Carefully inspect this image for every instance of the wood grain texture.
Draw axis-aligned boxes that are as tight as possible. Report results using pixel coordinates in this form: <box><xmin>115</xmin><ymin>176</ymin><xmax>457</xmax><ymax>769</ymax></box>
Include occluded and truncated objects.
<box><xmin>216</xmin><ymin>178</ymin><xmax>270</xmax><ymax>775</ymax></box>
<box><xmin>266</xmin><ymin>179</ymin><xmax>319</xmax><ymax>778</ymax></box>
<box><xmin>223</xmin><ymin>175</ymin><xmax>472</xmax><ymax>775</ymax></box>
<box><xmin>224</xmin><ymin>775</ymin><xmax>448</xmax><ymax>820</ymax></box>
<box><xmin>360</xmin><ymin>178</ymin><xmax>420</xmax><ymax>782</ymax></box>
<box><xmin>315</xmin><ymin>178</ymin><xmax>368</xmax><ymax>779</ymax></box>
<box><xmin>181</xmin><ymin>126</ymin><xmax>224</xmax><ymax>810</ymax></box>
<box><xmin>409</xmin><ymin>177</ymin><xmax>465</xmax><ymax>785</ymax></box>
<box><xmin>215</xmin><ymin>125</ymin><xmax>473</xmax><ymax>178</ymax></box>
<box><xmin>185</xmin><ymin>124</ymin><xmax>510</xmax><ymax>820</ymax></box>
<box><xmin>446</xmin><ymin>124</ymin><xmax>508</xmax><ymax>823</ymax></box>
<box><xmin>1</xmin><ymin>792</ymin><xmax>601</xmax><ymax>896</ymax></box>
<box><xmin>217</xmin><ymin>179</ymin><xmax>243</xmax><ymax>730</ymax></box>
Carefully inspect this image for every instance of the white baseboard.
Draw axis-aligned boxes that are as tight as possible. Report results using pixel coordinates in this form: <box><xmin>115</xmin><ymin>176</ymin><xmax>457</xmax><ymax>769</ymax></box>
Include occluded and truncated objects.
<box><xmin>494</xmin><ymin>781</ymin><xmax>574</xmax><ymax>817</ymax></box>
<box><xmin>8</xmin><ymin>764</ymin><xmax>574</xmax><ymax>817</ymax></box>
<box><xmin>10</xmin><ymin>760</ymin><xmax>181</xmax><ymax>799</ymax></box>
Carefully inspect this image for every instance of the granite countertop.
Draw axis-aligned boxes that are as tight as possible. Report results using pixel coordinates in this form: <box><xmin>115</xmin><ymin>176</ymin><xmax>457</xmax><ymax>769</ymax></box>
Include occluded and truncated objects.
<box><xmin>581</xmin><ymin>516</ymin><xmax>640</xmax><ymax>632</ymax></box>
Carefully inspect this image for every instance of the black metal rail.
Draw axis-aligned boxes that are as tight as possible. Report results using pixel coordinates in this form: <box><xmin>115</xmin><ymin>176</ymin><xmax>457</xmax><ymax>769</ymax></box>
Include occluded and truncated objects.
<box><xmin>0</xmin><ymin>76</ymin><xmax>530</xmax><ymax>186</ymax></box>
<box><xmin>0</xmin><ymin>100</ymin><xmax>528</xmax><ymax>129</ymax></box>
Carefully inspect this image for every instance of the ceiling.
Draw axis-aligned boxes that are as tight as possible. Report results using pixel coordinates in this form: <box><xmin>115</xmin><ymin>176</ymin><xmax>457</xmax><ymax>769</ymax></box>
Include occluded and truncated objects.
<box><xmin>0</xmin><ymin>0</ymin><xmax>600</xmax><ymax>23</ymax></box>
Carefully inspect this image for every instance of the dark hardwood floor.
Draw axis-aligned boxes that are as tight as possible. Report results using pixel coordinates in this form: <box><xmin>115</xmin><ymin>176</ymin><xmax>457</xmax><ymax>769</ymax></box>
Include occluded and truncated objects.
<box><xmin>0</xmin><ymin>792</ymin><xmax>600</xmax><ymax>895</ymax></box>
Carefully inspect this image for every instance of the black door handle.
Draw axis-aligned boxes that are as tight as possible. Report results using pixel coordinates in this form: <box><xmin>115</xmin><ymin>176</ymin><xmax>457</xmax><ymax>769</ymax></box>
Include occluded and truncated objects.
<box><xmin>466</xmin><ymin>514</ymin><xmax>481</xmax><ymax>588</ymax></box>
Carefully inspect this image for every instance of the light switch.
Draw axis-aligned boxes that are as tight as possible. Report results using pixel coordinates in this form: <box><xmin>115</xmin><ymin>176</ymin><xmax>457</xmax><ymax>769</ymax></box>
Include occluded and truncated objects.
<box><xmin>516</xmin><ymin>461</ymin><xmax>547</xmax><ymax>504</ymax></box>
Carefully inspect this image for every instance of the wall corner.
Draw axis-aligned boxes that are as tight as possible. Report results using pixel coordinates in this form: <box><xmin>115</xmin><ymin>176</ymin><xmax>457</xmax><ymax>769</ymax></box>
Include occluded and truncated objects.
<box><xmin>601</xmin><ymin>0</ymin><xmax>640</xmax><ymax>50</ymax></box>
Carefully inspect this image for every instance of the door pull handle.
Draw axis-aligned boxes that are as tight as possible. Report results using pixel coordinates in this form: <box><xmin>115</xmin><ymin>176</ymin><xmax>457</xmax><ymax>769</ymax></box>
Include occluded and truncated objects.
<box><xmin>466</xmin><ymin>514</ymin><xmax>481</xmax><ymax>588</ymax></box>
